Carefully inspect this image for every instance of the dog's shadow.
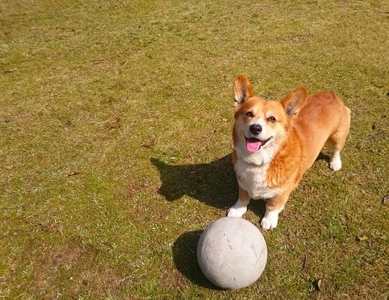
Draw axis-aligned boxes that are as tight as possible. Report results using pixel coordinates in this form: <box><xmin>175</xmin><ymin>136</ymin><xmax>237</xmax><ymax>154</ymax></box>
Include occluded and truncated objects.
<box><xmin>151</xmin><ymin>155</ymin><xmax>238</xmax><ymax>210</ymax></box>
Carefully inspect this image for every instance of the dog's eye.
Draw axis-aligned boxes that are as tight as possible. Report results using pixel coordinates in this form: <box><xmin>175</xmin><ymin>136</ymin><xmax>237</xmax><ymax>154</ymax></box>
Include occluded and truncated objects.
<box><xmin>268</xmin><ymin>116</ymin><xmax>277</xmax><ymax>123</ymax></box>
<box><xmin>245</xmin><ymin>111</ymin><xmax>254</xmax><ymax>118</ymax></box>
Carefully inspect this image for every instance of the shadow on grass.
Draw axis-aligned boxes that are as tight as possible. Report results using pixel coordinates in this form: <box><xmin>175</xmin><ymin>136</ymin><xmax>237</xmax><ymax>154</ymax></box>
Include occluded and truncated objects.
<box><xmin>172</xmin><ymin>230</ymin><xmax>221</xmax><ymax>290</ymax></box>
<box><xmin>151</xmin><ymin>154</ymin><xmax>238</xmax><ymax>210</ymax></box>
<box><xmin>316</xmin><ymin>152</ymin><xmax>330</xmax><ymax>164</ymax></box>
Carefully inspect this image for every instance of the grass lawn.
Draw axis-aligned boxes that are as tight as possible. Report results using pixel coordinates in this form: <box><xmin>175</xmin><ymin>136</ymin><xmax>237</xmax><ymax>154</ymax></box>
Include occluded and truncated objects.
<box><xmin>1</xmin><ymin>0</ymin><xmax>389</xmax><ymax>299</ymax></box>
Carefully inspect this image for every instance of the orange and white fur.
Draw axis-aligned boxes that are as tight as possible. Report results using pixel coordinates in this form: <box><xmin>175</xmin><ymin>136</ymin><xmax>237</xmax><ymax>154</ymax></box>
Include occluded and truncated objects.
<box><xmin>227</xmin><ymin>75</ymin><xmax>350</xmax><ymax>230</ymax></box>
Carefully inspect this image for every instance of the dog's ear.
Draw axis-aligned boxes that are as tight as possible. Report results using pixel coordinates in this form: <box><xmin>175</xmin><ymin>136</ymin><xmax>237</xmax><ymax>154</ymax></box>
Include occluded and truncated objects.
<box><xmin>281</xmin><ymin>87</ymin><xmax>308</xmax><ymax>117</ymax></box>
<box><xmin>233</xmin><ymin>74</ymin><xmax>255</xmax><ymax>107</ymax></box>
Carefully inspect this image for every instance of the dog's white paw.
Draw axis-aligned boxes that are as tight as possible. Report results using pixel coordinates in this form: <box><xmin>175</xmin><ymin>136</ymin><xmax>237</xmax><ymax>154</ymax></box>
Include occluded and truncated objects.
<box><xmin>330</xmin><ymin>158</ymin><xmax>342</xmax><ymax>171</ymax></box>
<box><xmin>227</xmin><ymin>206</ymin><xmax>247</xmax><ymax>217</ymax></box>
<box><xmin>260</xmin><ymin>208</ymin><xmax>282</xmax><ymax>230</ymax></box>
<box><xmin>260</xmin><ymin>216</ymin><xmax>278</xmax><ymax>230</ymax></box>
<box><xmin>330</xmin><ymin>151</ymin><xmax>342</xmax><ymax>171</ymax></box>
<box><xmin>227</xmin><ymin>200</ymin><xmax>248</xmax><ymax>218</ymax></box>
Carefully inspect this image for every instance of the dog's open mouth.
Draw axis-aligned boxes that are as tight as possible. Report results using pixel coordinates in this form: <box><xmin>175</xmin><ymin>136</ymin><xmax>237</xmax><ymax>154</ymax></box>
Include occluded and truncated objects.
<box><xmin>245</xmin><ymin>137</ymin><xmax>272</xmax><ymax>152</ymax></box>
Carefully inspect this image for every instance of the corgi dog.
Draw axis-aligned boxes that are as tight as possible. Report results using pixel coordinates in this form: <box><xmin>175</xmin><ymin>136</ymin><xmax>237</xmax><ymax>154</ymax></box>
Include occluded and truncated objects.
<box><xmin>227</xmin><ymin>74</ymin><xmax>350</xmax><ymax>230</ymax></box>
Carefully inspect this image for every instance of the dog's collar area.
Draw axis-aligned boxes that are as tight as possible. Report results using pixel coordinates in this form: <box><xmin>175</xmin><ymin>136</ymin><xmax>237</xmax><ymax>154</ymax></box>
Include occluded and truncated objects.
<box><xmin>244</xmin><ymin>136</ymin><xmax>272</xmax><ymax>152</ymax></box>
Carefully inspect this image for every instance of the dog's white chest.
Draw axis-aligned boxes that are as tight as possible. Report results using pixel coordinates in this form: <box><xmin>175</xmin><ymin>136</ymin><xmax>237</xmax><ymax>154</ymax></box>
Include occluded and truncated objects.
<box><xmin>235</xmin><ymin>159</ymin><xmax>280</xmax><ymax>200</ymax></box>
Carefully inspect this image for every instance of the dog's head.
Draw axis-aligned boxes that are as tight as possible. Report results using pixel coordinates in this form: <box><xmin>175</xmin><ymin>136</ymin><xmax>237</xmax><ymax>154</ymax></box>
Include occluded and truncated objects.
<box><xmin>233</xmin><ymin>74</ymin><xmax>308</xmax><ymax>163</ymax></box>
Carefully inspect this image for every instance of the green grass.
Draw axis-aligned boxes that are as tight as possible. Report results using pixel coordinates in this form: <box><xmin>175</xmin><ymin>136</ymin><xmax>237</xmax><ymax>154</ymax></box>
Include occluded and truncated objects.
<box><xmin>1</xmin><ymin>0</ymin><xmax>389</xmax><ymax>298</ymax></box>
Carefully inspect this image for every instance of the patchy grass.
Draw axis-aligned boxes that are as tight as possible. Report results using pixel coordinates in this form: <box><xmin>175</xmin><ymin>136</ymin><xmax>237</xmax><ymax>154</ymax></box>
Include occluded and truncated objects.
<box><xmin>1</xmin><ymin>0</ymin><xmax>389</xmax><ymax>299</ymax></box>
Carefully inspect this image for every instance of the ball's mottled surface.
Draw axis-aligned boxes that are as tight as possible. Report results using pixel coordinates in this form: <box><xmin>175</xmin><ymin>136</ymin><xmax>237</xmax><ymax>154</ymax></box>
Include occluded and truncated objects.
<box><xmin>197</xmin><ymin>217</ymin><xmax>267</xmax><ymax>290</ymax></box>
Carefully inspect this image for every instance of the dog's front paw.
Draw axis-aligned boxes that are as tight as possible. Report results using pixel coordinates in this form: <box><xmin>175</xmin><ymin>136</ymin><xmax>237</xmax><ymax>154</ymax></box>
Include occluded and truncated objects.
<box><xmin>227</xmin><ymin>206</ymin><xmax>247</xmax><ymax>217</ymax></box>
<box><xmin>227</xmin><ymin>200</ymin><xmax>248</xmax><ymax>218</ymax></box>
<box><xmin>260</xmin><ymin>209</ymin><xmax>281</xmax><ymax>230</ymax></box>
<box><xmin>260</xmin><ymin>216</ymin><xmax>278</xmax><ymax>230</ymax></box>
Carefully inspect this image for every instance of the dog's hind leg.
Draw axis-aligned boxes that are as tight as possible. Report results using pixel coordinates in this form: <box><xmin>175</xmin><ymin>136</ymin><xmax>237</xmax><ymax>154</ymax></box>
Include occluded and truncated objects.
<box><xmin>327</xmin><ymin>107</ymin><xmax>351</xmax><ymax>171</ymax></box>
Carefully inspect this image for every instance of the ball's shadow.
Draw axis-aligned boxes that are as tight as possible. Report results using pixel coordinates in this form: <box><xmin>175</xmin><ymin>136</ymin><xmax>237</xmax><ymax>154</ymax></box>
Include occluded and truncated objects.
<box><xmin>172</xmin><ymin>230</ymin><xmax>222</xmax><ymax>290</ymax></box>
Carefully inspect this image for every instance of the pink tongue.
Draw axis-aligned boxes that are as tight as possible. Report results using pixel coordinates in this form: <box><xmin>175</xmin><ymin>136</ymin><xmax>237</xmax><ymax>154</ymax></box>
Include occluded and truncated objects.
<box><xmin>246</xmin><ymin>138</ymin><xmax>262</xmax><ymax>152</ymax></box>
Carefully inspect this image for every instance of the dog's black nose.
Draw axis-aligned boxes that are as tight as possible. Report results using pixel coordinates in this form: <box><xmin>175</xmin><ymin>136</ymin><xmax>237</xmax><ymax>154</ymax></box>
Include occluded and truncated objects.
<box><xmin>249</xmin><ymin>124</ymin><xmax>262</xmax><ymax>135</ymax></box>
